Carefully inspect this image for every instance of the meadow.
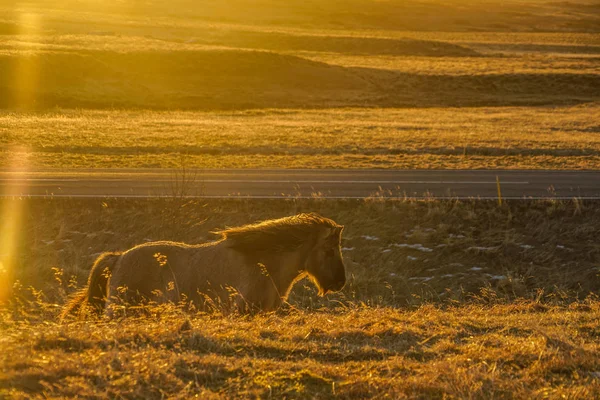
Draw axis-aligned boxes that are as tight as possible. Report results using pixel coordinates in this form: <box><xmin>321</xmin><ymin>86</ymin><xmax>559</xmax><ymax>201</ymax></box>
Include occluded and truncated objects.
<box><xmin>4</xmin><ymin>301</ymin><xmax>600</xmax><ymax>398</ymax></box>
<box><xmin>1</xmin><ymin>0</ymin><xmax>599</xmax><ymax>171</ymax></box>
<box><xmin>2</xmin><ymin>0</ymin><xmax>600</xmax><ymax>397</ymax></box>
<box><xmin>2</xmin><ymin>106</ymin><xmax>600</xmax><ymax>170</ymax></box>
<box><xmin>2</xmin><ymin>198</ymin><xmax>600</xmax><ymax>398</ymax></box>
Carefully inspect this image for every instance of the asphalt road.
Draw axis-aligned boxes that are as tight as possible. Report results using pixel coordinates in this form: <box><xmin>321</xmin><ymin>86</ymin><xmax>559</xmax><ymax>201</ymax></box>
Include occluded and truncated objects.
<box><xmin>1</xmin><ymin>169</ymin><xmax>599</xmax><ymax>199</ymax></box>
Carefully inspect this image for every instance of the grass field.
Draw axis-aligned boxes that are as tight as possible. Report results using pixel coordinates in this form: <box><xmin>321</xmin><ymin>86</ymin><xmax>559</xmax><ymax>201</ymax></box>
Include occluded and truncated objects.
<box><xmin>3</xmin><ymin>302</ymin><xmax>600</xmax><ymax>398</ymax></box>
<box><xmin>2</xmin><ymin>198</ymin><xmax>600</xmax><ymax>398</ymax></box>
<box><xmin>2</xmin><ymin>1</ymin><xmax>600</xmax><ymax>398</ymax></box>
<box><xmin>2</xmin><ymin>23</ymin><xmax>598</xmax><ymax>110</ymax></box>
<box><xmin>0</xmin><ymin>0</ymin><xmax>599</xmax><ymax>171</ymax></box>
<box><xmin>3</xmin><ymin>198</ymin><xmax>600</xmax><ymax>306</ymax></box>
<box><xmin>3</xmin><ymin>105</ymin><xmax>600</xmax><ymax>170</ymax></box>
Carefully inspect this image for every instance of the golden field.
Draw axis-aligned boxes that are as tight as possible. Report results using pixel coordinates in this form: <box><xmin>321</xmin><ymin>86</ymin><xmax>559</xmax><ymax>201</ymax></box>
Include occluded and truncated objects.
<box><xmin>0</xmin><ymin>0</ymin><xmax>598</xmax><ymax>170</ymax></box>
<box><xmin>3</xmin><ymin>302</ymin><xmax>600</xmax><ymax>398</ymax></box>
<box><xmin>2</xmin><ymin>0</ymin><xmax>600</xmax><ymax>398</ymax></box>
<box><xmin>2</xmin><ymin>198</ymin><xmax>600</xmax><ymax>398</ymax></box>
<box><xmin>2</xmin><ymin>105</ymin><xmax>600</xmax><ymax>170</ymax></box>
<box><xmin>3</xmin><ymin>197</ymin><xmax>600</xmax><ymax>308</ymax></box>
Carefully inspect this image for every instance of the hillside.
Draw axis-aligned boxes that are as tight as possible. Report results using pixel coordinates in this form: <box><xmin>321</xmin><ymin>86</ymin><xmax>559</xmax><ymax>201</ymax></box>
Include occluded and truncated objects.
<box><xmin>0</xmin><ymin>0</ymin><xmax>598</xmax><ymax>110</ymax></box>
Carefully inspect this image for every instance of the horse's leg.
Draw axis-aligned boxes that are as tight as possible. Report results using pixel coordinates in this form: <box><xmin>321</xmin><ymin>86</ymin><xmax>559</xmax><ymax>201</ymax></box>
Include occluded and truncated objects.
<box><xmin>104</xmin><ymin>283</ymin><xmax>122</xmax><ymax>319</ymax></box>
<box><xmin>104</xmin><ymin>278</ymin><xmax>132</xmax><ymax>319</ymax></box>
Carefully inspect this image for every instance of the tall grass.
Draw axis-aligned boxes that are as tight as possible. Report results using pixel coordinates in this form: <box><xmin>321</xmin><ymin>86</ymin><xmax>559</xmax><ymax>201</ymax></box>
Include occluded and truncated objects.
<box><xmin>3</xmin><ymin>198</ymin><xmax>599</xmax><ymax>310</ymax></box>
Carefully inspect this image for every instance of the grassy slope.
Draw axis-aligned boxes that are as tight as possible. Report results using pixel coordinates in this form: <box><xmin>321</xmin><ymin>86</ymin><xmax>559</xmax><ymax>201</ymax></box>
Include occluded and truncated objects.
<box><xmin>0</xmin><ymin>0</ymin><xmax>599</xmax><ymax>111</ymax></box>
<box><xmin>1</xmin><ymin>38</ymin><xmax>597</xmax><ymax>110</ymax></box>
<box><xmin>4</xmin><ymin>0</ymin><xmax>600</xmax><ymax>33</ymax></box>
<box><xmin>0</xmin><ymin>0</ymin><xmax>598</xmax><ymax>171</ymax></box>
<box><xmin>0</xmin><ymin>1</ymin><xmax>598</xmax><ymax>170</ymax></box>
<box><xmin>2</xmin><ymin>105</ymin><xmax>600</xmax><ymax>170</ymax></box>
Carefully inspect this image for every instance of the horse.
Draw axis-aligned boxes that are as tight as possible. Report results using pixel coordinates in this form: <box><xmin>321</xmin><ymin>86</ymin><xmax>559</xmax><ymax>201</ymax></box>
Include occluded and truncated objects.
<box><xmin>61</xmin><ymin>213</ymin><xmax>346</xmax><ymax>319</ymax></box>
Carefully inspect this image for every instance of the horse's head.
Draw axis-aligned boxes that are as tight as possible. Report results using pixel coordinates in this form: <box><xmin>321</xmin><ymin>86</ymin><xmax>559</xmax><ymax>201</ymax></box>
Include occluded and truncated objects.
<box><xmin>305</xmin><ymin>225</ymin><xmax>346</xmax><ymax>295</ymax></box>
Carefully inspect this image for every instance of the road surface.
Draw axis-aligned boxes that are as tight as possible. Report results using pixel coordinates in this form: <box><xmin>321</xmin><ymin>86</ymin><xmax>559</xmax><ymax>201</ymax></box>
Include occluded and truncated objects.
<box><xmin>1</xmin><ymin>169</ymin><xmax>599</xmax><ymax>199</ymax></box>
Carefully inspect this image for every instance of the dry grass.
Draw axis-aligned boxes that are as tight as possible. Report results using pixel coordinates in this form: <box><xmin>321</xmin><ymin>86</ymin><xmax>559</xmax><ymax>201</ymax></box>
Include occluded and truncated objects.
<box><xmin>3</xmin><ymin>198</ymin><xmax>600</xmax><ymax>306</ymax></box>
<box><xmin>1</xmin><ymin>46</ymin><xmax>597</xmax><ymax>110</ymax></box>
<box><xmin>2</xmin><ymin>300</ymin><xmax>600</xmax><ymax>398</ymax></box>
<box><xmin>2</xmin><ymin>0</ymin><xmax>599</xmax><ymax>34</ymax></box>
<box><xmin>0</xmin><ymin>1</ymin><xmax>598</xmax><ymax>111</ymax></box>
<box><xmin>2</xmin><ymin>105</ymin><xmax>599</xmax><ymax>170</ymax></box>
<box><xmin>2</xmin><ymin>2</ymin><xmax>599</xmax><ymax>397</ymax></box>
<box><xmin>1</xmin><ymin>0</ymin><xmax>598</xmax><ymax>171</ymax></box>
<box><xmin>302</xmin><ymin>53</ymin><xmax>600</xmax><ymax>76</ymax></box>
<box><xmin>2</xmin><ymin>198</ymin><xmax>600</xmax><ymax>397</ymax></box>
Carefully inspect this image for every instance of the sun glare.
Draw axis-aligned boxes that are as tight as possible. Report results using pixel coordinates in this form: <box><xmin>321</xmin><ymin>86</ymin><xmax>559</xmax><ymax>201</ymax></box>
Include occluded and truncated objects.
<box><xmin>12</xmin><ymin>10</ymin><xmax>41</xmax><ymax>109</ymax></box>
<box><xmin>0</xmin><ymin>153</ymin><xmax>29</xmax><ymax>303</ymax></box>
<box><xmin>0</xmin><ymin>8</ymin><xmax>39</xmax><ymax>301</ymax></box>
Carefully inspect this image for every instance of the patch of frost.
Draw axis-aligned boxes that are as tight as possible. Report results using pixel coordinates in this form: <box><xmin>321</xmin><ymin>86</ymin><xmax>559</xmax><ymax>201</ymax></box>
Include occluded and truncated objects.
<box><xmin>467</xmin><ymin>246</ymin><xmax>498</xmax><ymax>252</ymax></box>
<box><xmin>392</xmin><ymin>243</ymin><xmax>433</xmax><ymax>253</ymax></box>
<box><xmin>555</xmin><ymin>245</ymin><xmax>573</xmax><ymax>252</ymax></box>
<box><xmin>361</xmin><ymin>235</ymin><xmax>379</xmax><ymax>241</ymax></box>
<box><xmin>408</xmin><ymin>276</ymin><xmax>433</xmax><ymax>282</ymax></box>
<box><xmin>342</xmin><ymin>247</ymin><xmax>355</xmax><ymax>251</ymax></box>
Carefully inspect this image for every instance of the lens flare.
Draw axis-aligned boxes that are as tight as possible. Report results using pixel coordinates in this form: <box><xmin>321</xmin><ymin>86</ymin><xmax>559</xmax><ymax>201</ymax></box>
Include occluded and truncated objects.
<box><xmin>12</xmin><ymin>11</ymin><xmax>41</xmax><ymax>109</ymax></box>
<box><xmin>0</xmin><ymin>152</ymin><xmax>29</xmax><ymax>303</ymax></box>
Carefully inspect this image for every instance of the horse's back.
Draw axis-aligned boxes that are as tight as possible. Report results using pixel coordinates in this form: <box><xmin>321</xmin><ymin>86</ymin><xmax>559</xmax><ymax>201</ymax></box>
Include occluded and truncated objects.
<box><xmin>108</xmin><ymin>240</ymin><xmax>242</xmax><ymax>306</ymax></box>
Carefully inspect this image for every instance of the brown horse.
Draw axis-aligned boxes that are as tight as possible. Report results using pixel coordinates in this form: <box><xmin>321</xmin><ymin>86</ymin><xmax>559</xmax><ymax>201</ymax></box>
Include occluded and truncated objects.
<box><xmin>61</xmin><ymin>213</ymin><xmax>346</xmax><ymax>319</ymax></box>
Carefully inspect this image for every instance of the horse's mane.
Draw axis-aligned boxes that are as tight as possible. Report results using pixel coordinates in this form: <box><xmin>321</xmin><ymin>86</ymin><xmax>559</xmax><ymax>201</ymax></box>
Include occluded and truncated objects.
<box><xmin>214</xmin><ymin>213</ymin><xmax>339</xmax><ymax>253</ymax></box>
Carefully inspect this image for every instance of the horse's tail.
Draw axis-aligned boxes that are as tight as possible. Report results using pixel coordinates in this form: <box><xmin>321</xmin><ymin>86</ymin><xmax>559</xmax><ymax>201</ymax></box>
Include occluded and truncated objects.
<box><xmin>60</xmin><ymin>252</ymin><xmax>121</xmax><ymax>321</ymax></box>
